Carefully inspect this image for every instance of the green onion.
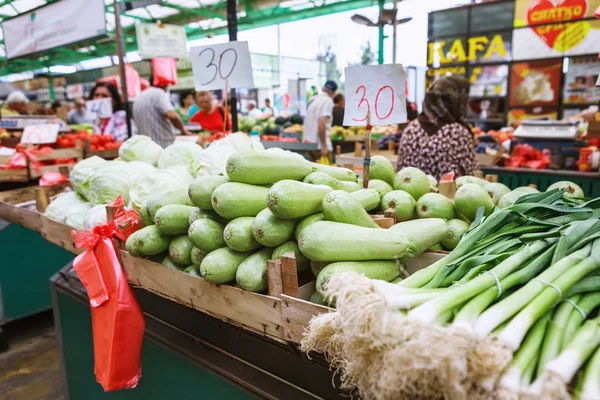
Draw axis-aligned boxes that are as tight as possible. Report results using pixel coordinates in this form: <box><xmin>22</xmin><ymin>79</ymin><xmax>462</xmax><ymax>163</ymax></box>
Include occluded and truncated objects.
<box><xmin>579</xmin><ymin>344</ymin><xmax>600</xmax><ymax>400</ymax></box>
<box><xmin>561</xmin><ymin>293</ymin><xmax>600</xmax><ymax>350</ymax></box>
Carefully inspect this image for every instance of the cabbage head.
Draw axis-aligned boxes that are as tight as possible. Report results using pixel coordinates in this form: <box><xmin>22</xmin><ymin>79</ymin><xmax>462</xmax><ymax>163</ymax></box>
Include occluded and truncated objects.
<box><xmin>45</xmin><ymin>191</ymin><xmax>92</xmax><ymax>228</ymax></box>
<box><xmin>129</xmin><ymin>167</ymin><xmax>193</xmax><ymax>215</ymax></box>
<box><xmin>127</xmin><ymin>161</ymin><xmax>157</xmax><ymax>182</ymax></box>
<box><xmin>119</xmin><ymin>135</ymin><xmax>163</xmax><ymax>166</ymax></box>
<box><xmin>87</xmin><ymin>161</ymin><xmax>132</xmax><ymax>205</ymax></box>
<box><xmin>69</xmin><ymin>156</ymin><xmax>107</xmax><ymax>200</ymax></box>
<box><xmin>158</xmin><ymin>142</ymin><xmax>204</xmax><ymax>176</ymax></box>
<box><xmin>83</xmin><ymin>204</ymin><xmax>108</xmax><ymax>229</ymax></box>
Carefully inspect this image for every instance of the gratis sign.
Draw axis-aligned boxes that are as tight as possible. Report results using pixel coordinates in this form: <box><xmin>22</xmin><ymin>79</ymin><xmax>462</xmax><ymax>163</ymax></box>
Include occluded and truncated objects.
<box><xmin>2</xmin><ymin>0</ymin><xmax>107</xmax><ymax>59</ymax></box>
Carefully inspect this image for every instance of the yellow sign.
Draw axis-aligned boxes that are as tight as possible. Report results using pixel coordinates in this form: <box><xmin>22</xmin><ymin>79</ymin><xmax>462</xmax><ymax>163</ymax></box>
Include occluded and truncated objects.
<box><xmin>428</xmin><ymin>34</ymin><xmax>508</xmax><ymax>65</ymax></box>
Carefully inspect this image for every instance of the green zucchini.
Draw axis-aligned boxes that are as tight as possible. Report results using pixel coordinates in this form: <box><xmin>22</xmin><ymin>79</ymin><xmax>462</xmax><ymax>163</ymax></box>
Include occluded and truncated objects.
<box><xmin>309</xmin><ymin>163</ymin><xmax>357</xmax><ymax>182</ymax></box>
<box><xmin>368</xmin><ymin>179</ymin><xmax>393</xmax><ymax>199</ymax></box>
<box><xmin>212</xmin><ymin>182</ymin><xmax>268</xmax><ymax>219</ymax></box>
<box><xmin>316</xmin><ymin>261</ymin><xmax>400</xmax><ymax>295</ymax></box>
<box><xmin>389</xmin><ymin>218</ymin><xmax>449</xmax><ymax>257</ymax></box>
<box><xmin>199</xmin><ymin>248</ymin><xmax>250</xmax><ymax>284</ymax></box>
<box><xmin>226</xmin><ymin>150</ymin><xmax>312</xmax><ymax>184</ymax></box>
<box><xmin>381</xmin><ymin>190</ymin><xmax>416</xmax><ymax>221</ymax></box>
<box><xmin>272</xmin><ymin>241</ymin><xmax>309</xmax><ymax>272</ymax></box>
<box><xmin>188</xmin><ymin>175</ymin><xmax>230</xmax><ymax>210</ymax></box>
<box><xmin>322</xmin><ymin>190</ymin><xmax>380</xmax><ymax>228</ymax></box>
<box><xmin>146</xmin><ymin>188</ymin><xmax>192</xmax><ymax>219</ymax></box>
<box><xmin>188</xmin><ymin>207</ymin><xmax>226</xmax><ymax>225</ymax></box>
<box><xmin>155</xmin><ymin>205</ymin><xmax>197</xmax><ymax>235</ymax></box>
<box><xmin>191</xmin><ymin>247</ymin><xmax>207</xmax><ymax>266</ymax></box>
<box><xmin>252</xmin><ymin>208</ymin><xmax>297</xmax><ymax>247</ymax></box>
<box><xmin>267</xmin><ymin>180</ymin><xmax>332</xmax><ymax>219</ymax></box>
<box><xmin>303</xmin><ymin>171</ymin><xmax>344</xmax><ymax>190</ymax></box>
<box><xmin>223</xmin><ymin>217</ymin><xmax>263</xmax><ymax>252</ymax></box>
<box><xmin>235</xmin><ymin>248</ymin><xmax>274</xmax><ymax>292</ymax></box>
<box><xmin>126</xmin><ymin>225</ymin><xmax>171</xmax><ymax>256</ymax></box>
<box><xmin>169</xmin><ymin>235</ymin><xmax>194</xmax><ymax>265</ymax></box>
<box><xmin>295</xmin><ymin>213</ymin><xmax>325</xmax><ymax>239</ymax></box>
<box><xmin>368</xmin><ymin>155</ymin><xmax>396</xmax><ymax>186</ymax></box>
<box><xmin>188</xmin><ymin>219</ymin><xmax>226</xmax><ymax>253</ymax></box>
<box><xmin>183</xmin><ymin>265</ymin><xmax>201</xmax><ymax>277</ymax></box>
<box><xmin>311</xmin><ymin>261</ymin><xmax>330</xmax><ymax>278</ymax></box>
<box><xmin>338</xmin><ymin>180</ymin><xmax>361</xmax><ymax>193</ymax></box>
<box><xmin>162</xmin><ymin>255</ymin><xmax>185</xmax><ymax>271</ymax></box>
<box><xmin>298</xmin><ymin>221</ymin><xmax>417</xmax><ymax>262</ymax></box>
<box><xmin>351</xmin><ymin>189</ymin><xmax>381</xmax><ymax>212</ymax></box>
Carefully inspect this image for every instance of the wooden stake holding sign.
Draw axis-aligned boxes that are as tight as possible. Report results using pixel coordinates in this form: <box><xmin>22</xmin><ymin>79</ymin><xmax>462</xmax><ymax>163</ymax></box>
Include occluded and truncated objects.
<box><xmin>343</xmin><ymin>64</ymin><xmax>407</xmax><ymax>187</ymax></box>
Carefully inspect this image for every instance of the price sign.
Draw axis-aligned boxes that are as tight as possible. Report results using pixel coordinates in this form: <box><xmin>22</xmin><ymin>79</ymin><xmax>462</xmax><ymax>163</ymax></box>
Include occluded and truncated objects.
<box><xmin>189</xmin><ymin>41</ymin><xmax>254</xmax><ymax>91</ymax></box>
<box><xmin>86</xmin><ymin>98</ymin><xmax>113</xmax><ymax>119</ymax></box>
<box><xmin>343</xmin><ymin>64</ymin><xmax>407</xmax><ymax>126</ymax></box>
<box><xmin>174</xmin><ymin>135</ymin><xmax>200</xmax><ymax>143</ymax></box>
<box><xmin>20</xmin><ymin>124</ymin><xmax>60</xmax><ymax>144</ymax></box>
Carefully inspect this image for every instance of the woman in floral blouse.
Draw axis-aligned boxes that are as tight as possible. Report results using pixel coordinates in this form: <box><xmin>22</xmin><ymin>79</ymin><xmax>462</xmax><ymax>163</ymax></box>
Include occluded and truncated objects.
<box><xmin>397</xmin><ymin>77</ymin><xmax>477</xmax><ymax>180</ymax></box>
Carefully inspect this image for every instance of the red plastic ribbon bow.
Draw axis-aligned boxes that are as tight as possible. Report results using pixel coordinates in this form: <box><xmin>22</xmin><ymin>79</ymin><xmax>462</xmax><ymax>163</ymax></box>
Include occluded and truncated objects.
<box><xmin>39</xmin><ymin>171</ymin><xmax>70</xmax><ymax>186</ymax></box>
<box><xmin>70</xmin><ymin>196</ymin><xmax>145</xmax><ymax>391</ymax></box>
<box><xmin>0</xmin><ymin>146</ymin><xmax>51</xmax><ymax>172</ymax></box>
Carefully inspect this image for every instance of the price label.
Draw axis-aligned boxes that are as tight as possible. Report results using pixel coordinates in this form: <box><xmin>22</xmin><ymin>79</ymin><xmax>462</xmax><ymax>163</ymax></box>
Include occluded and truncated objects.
<box><xmin>343</xmin><ymin>64</ymin><xmax>407</xmax><ymax>126</ymax></box>
<box><xmin>86</xmin><ymin>98</ymin><xmax>113</xmax><ymax>119</ymax></box>
<box><xmin>189</xmin><ymin>41</ymin><xmax>254</xmax><ymax>91</ymax></box>
<box><xmin>20</xmin><ymin>124</ymin><xmax>60</xmax><ymax>144</ymax></box>
<box><xmin>174</xmin><ymin>135</ymin><xmax>200</xmax><ymax>143</ymax></box>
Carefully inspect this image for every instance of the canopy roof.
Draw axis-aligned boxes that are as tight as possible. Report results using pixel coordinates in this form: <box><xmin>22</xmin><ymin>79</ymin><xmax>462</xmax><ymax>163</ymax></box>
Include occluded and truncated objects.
<box><xmin>0</xmin><ymin>0</ymin><xmax>379</xmax><ymax>76</ymax></box>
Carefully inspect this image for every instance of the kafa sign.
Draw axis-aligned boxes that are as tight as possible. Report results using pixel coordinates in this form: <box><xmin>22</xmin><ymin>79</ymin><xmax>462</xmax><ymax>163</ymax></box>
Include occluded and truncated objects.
<box><xmin>2</xmin><ymin>0</ymin><xmax>107</xmax><ymax>59</ymax></box>
<box><xmin>427</xmin><ymin>33</ymin><xmax>510</xmax><ymax>65</ymax></box>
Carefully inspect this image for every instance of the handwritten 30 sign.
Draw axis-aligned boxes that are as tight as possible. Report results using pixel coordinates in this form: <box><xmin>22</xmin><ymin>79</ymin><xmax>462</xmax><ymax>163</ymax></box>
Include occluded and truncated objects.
<box><xmin>190</xmin><ymin>41</ymin><xmax>254</xmax><ymax>91</ymax></box>
<box><xmin>343</xmin><ymin>64</ymin><xmax>407</xmax><ymax>126</ymax></box>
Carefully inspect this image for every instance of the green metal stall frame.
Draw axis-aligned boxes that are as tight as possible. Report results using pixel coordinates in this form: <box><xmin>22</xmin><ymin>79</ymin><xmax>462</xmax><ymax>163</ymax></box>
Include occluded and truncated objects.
<box><xmin>481</xmin><ymin>167</ymin><xmax>600</xmax><ymax>198</ymax></box>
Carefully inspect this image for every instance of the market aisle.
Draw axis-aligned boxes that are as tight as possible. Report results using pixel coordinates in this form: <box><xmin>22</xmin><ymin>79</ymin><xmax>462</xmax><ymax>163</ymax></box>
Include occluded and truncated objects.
<box><xmin>0</xmin><ymin>312</ymin><xmax>63</xmax><ymax>400</ymax></box>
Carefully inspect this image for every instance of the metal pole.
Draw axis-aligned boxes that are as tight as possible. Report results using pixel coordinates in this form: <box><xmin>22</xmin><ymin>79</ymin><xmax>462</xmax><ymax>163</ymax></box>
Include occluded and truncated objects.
<box><xmin>277</xmin><ymin>24</ymin><xmax>282</xmax><ymax>86</ymax></box>
<box><xmin>227</xmin><ymin>0</ymin><xmax>239</xmax><ymax>132</ymax></box>
<box><xmin>392</xmin><ymin>0</ymin><xmax>398</xmax><ymax>64</ymax></box>
<box><xmin>113</xmin><ymin>0</ymin><xmax>132</xmax><ymax>138</ymax></box>
<box><xmin>377</xmin><ymin>0</ymin><xmax>384</xmax><ymax>65</ymax></box>
<box><xmin>48</xmin><ymin>73</ymin><xmax>56</xmax><ymax>102</ymax></box>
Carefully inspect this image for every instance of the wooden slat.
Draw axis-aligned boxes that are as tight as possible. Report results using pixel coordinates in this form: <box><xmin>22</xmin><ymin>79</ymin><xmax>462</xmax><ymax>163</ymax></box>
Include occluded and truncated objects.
<box><xmin>35</xmin><ymin>188</ymin><xmax>49</xmax><ymax>213</ymax></box>
<box><xmin>281</xmin><ymin>294</ymin><xmax>332</xmax><ymax>344</ymax></box>
<box><xmin>39</xmin><ymin>215</ymin><xmax>81</xmax><ymax>254</ymax></box>
<box><xmin>35</xmin><ymin>147</ymin><xmax>83</xmax><ymax>161</ymax></box>
<box><xmin>266</xmin><ymin>259</ymin><xmax>283</xmax><ymax>297</ymax></box>
<box><xmin>120</xmin><ymin>251</ymin><xmax>286</xmax><ymax>341</ymax></box>
<box><xmin>0</xmin><ymin>201</ymin><xmax>42</xmax><ymax>231</ymax></box>
<box><xmin>0</xmin><ymin>183</ymin><xmax>70</xmax><ymax>204</ymax></box>
<box><xmin>281</xmin><ymin>253</ymin><xmax>299</xmax><ymax>298</ymax></box>
<box><xmin>0</xmin><ymin>169</ymin><xmax>28</xmax><ymax>182</ymax></box>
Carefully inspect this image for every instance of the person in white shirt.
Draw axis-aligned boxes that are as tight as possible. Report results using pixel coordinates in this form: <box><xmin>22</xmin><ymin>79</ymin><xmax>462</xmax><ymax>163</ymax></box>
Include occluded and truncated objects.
<box><xmin>247</xmin><ymin>100</ymin><xmax>263</xmax><ymax>120</ymax></box>
<box><xmin>303</xmin><ymin>80</ymin><xmax>338</xmax><ymax>160</ymax></box>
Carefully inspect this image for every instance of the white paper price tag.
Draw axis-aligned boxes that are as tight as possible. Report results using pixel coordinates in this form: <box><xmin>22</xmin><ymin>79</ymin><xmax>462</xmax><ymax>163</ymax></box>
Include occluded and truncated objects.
<box><xmin>189</xmin><ymin>41</ymin><xmax>254</xmax><ymax>91</ymax></box>
<box><xmin>343</xmin><ymin>64</ymin><xmax>407</xmax><ymax>126</ymax></box>
<box><xmin>86</xmin><ymin>98</ymin><xmax>113</xmax><ymax>119</ymax></box>
<box><xmin>20</xmin><ymin>124</ymin><xmax>60</xmax><ymax>144</ymax></box>
<box><xmin>174</xmin><ymin>135</ymin><xmax>200</xmax><ymax>143</ymax></box>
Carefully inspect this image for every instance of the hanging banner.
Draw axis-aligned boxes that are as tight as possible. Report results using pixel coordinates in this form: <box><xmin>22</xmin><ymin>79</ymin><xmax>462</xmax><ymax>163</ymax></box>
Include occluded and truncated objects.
<box><xmin>2</xmin><ymin>0</ymin><xmax>106</xmax><ymax>59</ymax></box>
<box><xmin>136</xmin><ymin>23</ymin><xmax>188</xmax><ymax>59</ymax></box>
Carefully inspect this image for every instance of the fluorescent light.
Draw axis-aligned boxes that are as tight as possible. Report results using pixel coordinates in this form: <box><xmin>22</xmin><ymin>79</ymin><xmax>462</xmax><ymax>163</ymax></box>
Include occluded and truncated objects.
<box><xmin>49</xmin><ymin>65</ymin><xmax>77</xmax><ymax>74</ymax></box>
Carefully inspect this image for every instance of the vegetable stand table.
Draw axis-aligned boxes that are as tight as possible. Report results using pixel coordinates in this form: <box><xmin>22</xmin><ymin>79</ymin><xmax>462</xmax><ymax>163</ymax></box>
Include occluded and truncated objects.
<box><xmin>480</xmin><ymin>166</ymin><xmax>600</xmax><ymax>197</ymax></box>
<box><xmin>51</xmin><ymin>265</ymin><xmax>344</xmax><ymax>400</ymax></box>
<box><xmin>0</xmin><ymin>185</ymin><xmax>74</xmax><ymax>344</ymax></box>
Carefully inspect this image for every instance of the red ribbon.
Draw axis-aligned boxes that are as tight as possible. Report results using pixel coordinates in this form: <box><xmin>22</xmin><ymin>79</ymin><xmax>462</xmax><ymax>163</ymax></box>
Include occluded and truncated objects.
<box><xmin>70</xmin><ymin>196</ymin><xmax>145</xmax><ymax>391</ymax></box>
<box><xmin>0</xmin><ymin>146</ymin><xmax>51</xmax><ymax>173</ymax></box>
<box><xmin>39</xmin><ymin>171</ymin><xmax>70</xmax><ymax>186</ymax></box>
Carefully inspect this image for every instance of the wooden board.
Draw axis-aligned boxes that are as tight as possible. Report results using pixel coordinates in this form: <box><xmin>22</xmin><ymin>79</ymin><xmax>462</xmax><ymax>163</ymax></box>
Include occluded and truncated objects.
<box><xmin>280</xmin><ymin>252</ymin><xmax>447</xmax><ymax>345</ymax></box>
<box><xmin>336</xmin><ymin>150</ymin><xmax>397</xmax><ymax>171</ymax></box>
<box><xmin>0</xmin><ymin>201</ymin><xmax>41</xmax><ymax>231</ymax></box>
<box><xmin>39</xmin><ymin>215</ymin><xmax>81</xmax><ymax>254</ymax></box>
<box><xmin>85</xmin><ymin>149</ymin><xmax>119</xmax><ymax>160</ymax></box>
<box><xmin>120</xmin><ymin>251</ymin><xmax>286</xmax><ymax>342</ymax></box>
<box><xmin>0</xmin><ymin>169</ymin><xmax>28</xmax><ymax>182</ymax></box>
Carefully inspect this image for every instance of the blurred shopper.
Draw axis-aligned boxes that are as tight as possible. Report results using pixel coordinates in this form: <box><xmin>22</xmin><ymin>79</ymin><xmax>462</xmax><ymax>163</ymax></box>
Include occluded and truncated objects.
<box><xmin>2</xmin><ymin>91</ymin><xmax>29</xmax><ymax>117</ymax></box>
<box><xmin>176</xmin><ymin>91</ymin><xmax>193</xmax><ymax>124</ymax></box>
<box><xmin>332</xmin><ymin>93</ymin><xmax>345</xmax><ymax>127</ymax></box>
<box><xmin>247</xmin><ymin>100</ymin><xmax>262</xmax><ymax>119</ymax></box>
<box><xmin>90</xmin><ymin>82</ymin><xmax>136</xmax><ymax>142</ymax></box>
<box><xmin>397</xmin><ymin>77</ymin><xmax>477</xmax><ymax>179</ymax></box>
<box><xmin>262</xmin><ymin>98</ymin><xmax>277</xmax><ymax>116</ymax></box>
<box><xmin>303</xmin><ymin>81</ymin><xmax>338</xmax><ymax>161</ymax></box>
<box><xmin>133</xmin><ymin>79</ymin><xmax>191</xmax><ymax>147</ymax></box>
<box><xmin>67</xmin><ymin>98</ymin><xmax>94</xmax><ymax>125</ymax></box>
<box><xmin>190</xmin><ymin>91</ymin><xmax>231</xmax><ymax>133</ymax></box>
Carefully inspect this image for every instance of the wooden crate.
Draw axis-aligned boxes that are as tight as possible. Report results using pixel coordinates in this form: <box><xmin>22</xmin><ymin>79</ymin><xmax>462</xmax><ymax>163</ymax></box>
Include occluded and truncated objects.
<box><xmin>83</xmin><ymin>139</ymin><xmax>119</xmax><ymax>160</ymax></box>
<box><xmin>0</xmin><ymin>146</ymin><xmax>83</xmax><ymax>183</ymax></box>
<box><xmin>270</xmin><ymin>252</ymin><xmax>446</xmax><ymax>345</ymax></box>
<box><xmin>0</xmin><ymin>184</ymin><xmax>70</xmax><ymax>232</ymax></box>
<box><xmin>120</xmin><ymin>251</ymin><xmax>286</xmax><ymax>342</ymax></box>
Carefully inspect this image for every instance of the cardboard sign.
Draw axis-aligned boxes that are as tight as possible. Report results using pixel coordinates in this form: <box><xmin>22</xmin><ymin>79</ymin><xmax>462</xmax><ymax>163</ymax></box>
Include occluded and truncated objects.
<box><xmin>20</xmin><ymin>124</ymin><xmax>60</xmax><ymax>144</ymax></box>
<box><xmin>136</xmin><ymin>23</ymin><xmax>188</xmax><ymax>59</ymax></box>
<box><xmin>343</xmin><ymin>64</ymin><xmax>407</xmax><ymax>126</ymax></box>
<box><xmin>189</xmin><ymin>41</ymin><xmax>254</xmax><ymax>91</ymax></box>
<box><xmin>86</xmin><ymin>98</ymin><xmax>113</xmax><ymax>119</ymax></box>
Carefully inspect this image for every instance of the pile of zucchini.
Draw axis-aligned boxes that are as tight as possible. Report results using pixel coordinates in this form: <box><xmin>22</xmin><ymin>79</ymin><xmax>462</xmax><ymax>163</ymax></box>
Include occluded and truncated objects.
<box><xmin>125</xmin><ymin>148</ymin><xmax>449</xmax><ymax>297</ymax></box>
